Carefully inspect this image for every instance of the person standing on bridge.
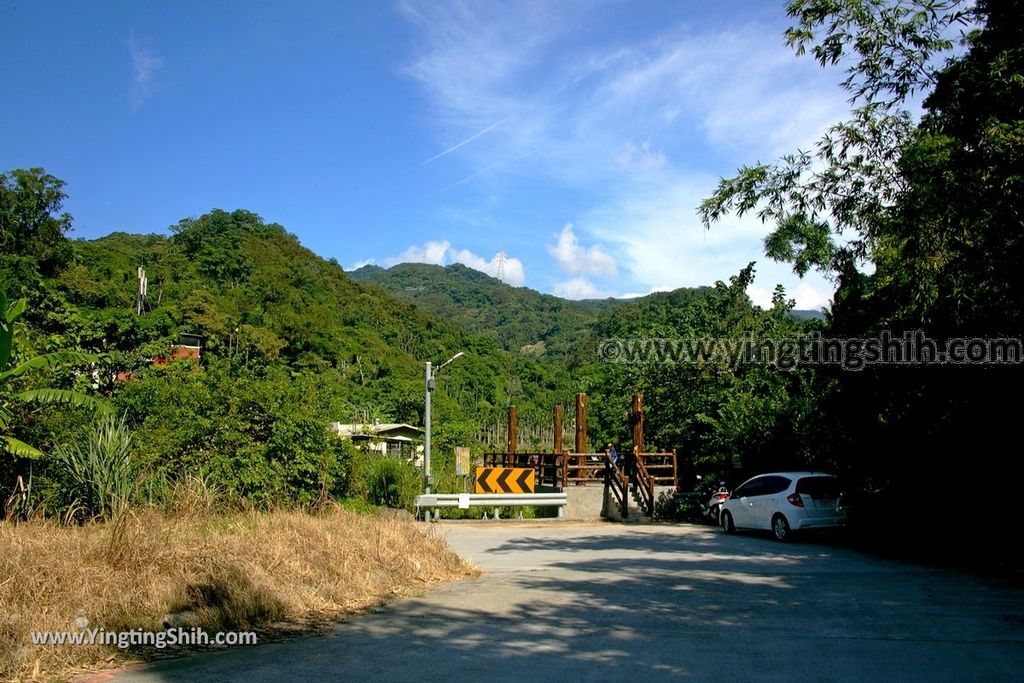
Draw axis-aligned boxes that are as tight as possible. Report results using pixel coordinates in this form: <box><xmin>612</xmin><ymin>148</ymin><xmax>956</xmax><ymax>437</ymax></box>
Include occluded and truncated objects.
<box><xmin>606</xmin><ymin>443</ymin><xmax>619</xmax><ymax>465</ymax></box>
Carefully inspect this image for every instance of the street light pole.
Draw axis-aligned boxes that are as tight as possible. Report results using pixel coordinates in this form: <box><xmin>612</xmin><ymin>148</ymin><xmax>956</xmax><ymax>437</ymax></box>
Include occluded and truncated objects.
<box><xmin>424</xmin><ymin>360</ymin><xmax>433</xmax><ymax>493</ymax></box>
<box><xmin>423</xmin><ymin>351</ymin><xmax>465</xmax><ymax>522</ymax></box>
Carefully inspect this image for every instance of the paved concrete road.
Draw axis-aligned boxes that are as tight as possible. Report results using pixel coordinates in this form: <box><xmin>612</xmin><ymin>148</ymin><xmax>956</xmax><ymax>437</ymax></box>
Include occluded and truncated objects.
<box><xmin>109</xmin><ymin>521</ymin><xmax>1024</xmax><ymax>682</ymax></box>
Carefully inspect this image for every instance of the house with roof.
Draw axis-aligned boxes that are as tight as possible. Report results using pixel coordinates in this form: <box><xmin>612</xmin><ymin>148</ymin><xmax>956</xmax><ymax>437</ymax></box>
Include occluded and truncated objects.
<box><xmin>331</xmin><ymin>421</ymin><xmax>424</xmax><ymax>463</ymax></box>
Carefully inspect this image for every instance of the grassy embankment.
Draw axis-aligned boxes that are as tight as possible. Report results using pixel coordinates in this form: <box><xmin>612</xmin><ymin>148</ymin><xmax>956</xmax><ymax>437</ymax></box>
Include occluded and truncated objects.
<box><xmin>0</xmin><ymin>506</ymin><xmax>476</xmax><ymax>681</ymax></box>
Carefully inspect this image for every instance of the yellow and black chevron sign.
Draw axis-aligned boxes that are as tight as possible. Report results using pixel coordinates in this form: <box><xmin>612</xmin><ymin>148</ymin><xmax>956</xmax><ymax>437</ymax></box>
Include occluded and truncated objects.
<box><xmin>474</xmin><ymin>467</ymin><xmax>535</xmax><ymax>494</ymax></box>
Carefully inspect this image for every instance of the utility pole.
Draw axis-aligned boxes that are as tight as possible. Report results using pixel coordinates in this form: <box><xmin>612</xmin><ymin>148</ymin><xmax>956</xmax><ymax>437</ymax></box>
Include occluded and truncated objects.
<box><xmin>423</xmin><ymin>351</ymin><xmax>465</xmax><ymax>522</ymax></box>
<box><xmin>424</xmin><ymin>360</ymin><xmax>433</xmax><ymax>493</ymax></box>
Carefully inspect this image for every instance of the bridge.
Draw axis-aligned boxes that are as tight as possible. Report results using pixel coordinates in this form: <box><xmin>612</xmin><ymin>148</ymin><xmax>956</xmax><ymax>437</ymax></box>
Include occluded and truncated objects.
<box><xmin>478</xmin><ymin>393</ymin><xmax>679</xmax><ymax>521</ymax></box>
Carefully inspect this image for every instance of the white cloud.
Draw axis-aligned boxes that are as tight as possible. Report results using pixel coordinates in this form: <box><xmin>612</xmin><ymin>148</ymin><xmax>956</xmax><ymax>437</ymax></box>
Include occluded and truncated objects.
<box><xmin>451</xmin><ymin>247</ymin><xmax>525</xmax><ymax>286</ymax></box>
<box><xmin>547</xmin><ymin>223</ymin><xmax>617</xmax><ymax>276</ymax></box>
<box><xmin>127</xmin><ymin>32</ymin><xmax>163</xmax><ymax>112</ymax></box>
<box><xmin>746</xmin><ymin>286</ymin><xmax>776</xmax><ymax>310</ymax></box>
<box><xmin>748</xmin><ymin>281</ymin><xmax>832</xmax><ymax>311</ymax></box>
<box><xmin>581</xmin><ymin>170</ymin><xmax>837</xmax><ymax>310</ymax></box>
<box><xmin>399</xmin><ymin>5</ymin><xmax>851</xmax><ymax>301</ymax></box>
<box><xmin>553</xmin><ymin>277</ymin><xmax>616</xmax><ymax>300</ymax></box>
<box><xmin>616</xmin><ymin>140</ymin><xmax>667</xmax><ymax>171</ymax></box>
<box><xmin>386</xmin><ymin>241</ymin><xmax>525</xmax><ymax>286</ymax></box>
<box><xmin>391</xmin><ymin>239</ymin><xmax>451</xmax><ymax>265</ymax></box>
<box><xmin>349</xmin><ymin>258</ymin><xmax>376</xmax><ymax>270</ymax></box>
<box><xmin>789</xmin><ymin>281</ymin><xmax>833</xmax><ymax>310</ymax></box>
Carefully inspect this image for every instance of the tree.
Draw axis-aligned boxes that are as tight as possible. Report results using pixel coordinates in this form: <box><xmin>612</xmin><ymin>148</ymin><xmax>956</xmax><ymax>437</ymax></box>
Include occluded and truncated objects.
<box><xmin>699</xmin><ymin>0</ymin><xmax>1023</xmax><ymax>553</ymax></box>
<box><xmin>699</xmin><ymin>0</ymin><xmax>976</xmax><ymax>279</ymax></box>
<box><xmin>1</xmin><ymin>290</ymin><xmax>107</xmax><ymax>459</ymax></box>
<box><xmin>0</xmin><ymin>168</ymin><xmax>74</xmax><ymax>279</ymax></box>
<box><xmin>879</xmin><ymin>0</ymin><xmax>1024</xmax><ymax>330</ymax></box>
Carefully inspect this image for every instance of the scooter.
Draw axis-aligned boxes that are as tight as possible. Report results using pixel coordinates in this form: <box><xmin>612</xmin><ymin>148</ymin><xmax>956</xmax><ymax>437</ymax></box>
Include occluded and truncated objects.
<box><xmin>704</xmin><ymin>484</ymin><xmax>730</xmax><ymax>524</ymax></box>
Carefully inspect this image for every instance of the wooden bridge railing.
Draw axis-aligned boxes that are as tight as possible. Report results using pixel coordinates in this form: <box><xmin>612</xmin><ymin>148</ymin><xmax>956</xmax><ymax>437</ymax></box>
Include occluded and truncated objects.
<box><xmin>483</xmin><ymin>449</ymin><xmax>678</xmax><ymax>495</ymax></box>
<box><xmin>482</xmin><ymin>452</ymin><xmax>562</xmax><ymax>488</ymax></box>
<box><xmin>637</xmin><ymin>451</ymin><xmax>678</xmax><ymax>489</ymax></box>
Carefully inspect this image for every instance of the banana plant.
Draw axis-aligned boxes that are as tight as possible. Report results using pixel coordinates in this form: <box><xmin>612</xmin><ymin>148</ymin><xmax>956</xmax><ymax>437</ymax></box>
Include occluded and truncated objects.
<box><xmin>1</xmin><ymin>289</ymin><xmax>109</xmax><ymax>459</ymax></box>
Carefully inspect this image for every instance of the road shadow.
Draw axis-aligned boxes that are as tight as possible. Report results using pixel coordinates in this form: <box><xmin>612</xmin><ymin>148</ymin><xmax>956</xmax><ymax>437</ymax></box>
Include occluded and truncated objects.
<box><xmin>117</xmin><ymin>523</ymin><xmax>1024</xmax><ymax>682</ymax></box>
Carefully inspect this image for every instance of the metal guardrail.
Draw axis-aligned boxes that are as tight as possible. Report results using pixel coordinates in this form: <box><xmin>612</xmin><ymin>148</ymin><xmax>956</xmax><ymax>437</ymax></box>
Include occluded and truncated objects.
<box><xmin>414</xmin><ymin>493</ymin><xmax>568</xmax><ymax>520</ymax></box>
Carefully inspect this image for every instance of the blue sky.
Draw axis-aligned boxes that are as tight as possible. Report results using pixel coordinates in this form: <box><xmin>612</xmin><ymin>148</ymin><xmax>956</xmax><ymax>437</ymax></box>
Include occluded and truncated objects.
<box><xmin>0</xmin><ymin>1</ymin><xmax>851</xmax><ymax>308</ymax></box>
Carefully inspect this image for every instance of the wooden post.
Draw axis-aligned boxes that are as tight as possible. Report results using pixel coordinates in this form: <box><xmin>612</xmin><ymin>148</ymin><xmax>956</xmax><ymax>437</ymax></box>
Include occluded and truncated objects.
<box><xmin>507</xmin><ymin>405</ymin><xmax>518</xmax><ymax>454</ymax></box>
<box><xmin>553</xmin><ymin>405</ymin><xmax>564</xmax><ymax>454</ymax></box>
<box><xmin>575</xmin><ymin>393</ymin><xmax>587</xmax><ymax>454</ymax></box>
<box><xmin>631</xmin><ymin>393</ymin><xmax>644</xmax><ymax>455</ymax></box>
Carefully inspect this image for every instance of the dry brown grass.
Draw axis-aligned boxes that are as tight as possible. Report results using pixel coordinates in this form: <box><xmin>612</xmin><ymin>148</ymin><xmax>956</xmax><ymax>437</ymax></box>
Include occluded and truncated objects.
<box><xmin>0</xmin><ymin>507</ymin><xmax>477</xmax><ymax>681</ymax></box>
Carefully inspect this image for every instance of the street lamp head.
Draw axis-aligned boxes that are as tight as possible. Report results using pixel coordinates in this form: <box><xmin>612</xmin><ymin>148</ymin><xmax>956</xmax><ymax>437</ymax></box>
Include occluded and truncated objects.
<box><xmin>437</xmin><ymin>351</ymin><xmax>466</xmax><ymax>371</ymax></box>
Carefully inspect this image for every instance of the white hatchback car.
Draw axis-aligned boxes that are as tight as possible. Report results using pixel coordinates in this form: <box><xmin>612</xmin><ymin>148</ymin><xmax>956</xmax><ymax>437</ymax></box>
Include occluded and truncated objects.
<box><xmin>720</xmin><ymin>472</ymin><xmax>844</xmax><ymax>541</ymax></box>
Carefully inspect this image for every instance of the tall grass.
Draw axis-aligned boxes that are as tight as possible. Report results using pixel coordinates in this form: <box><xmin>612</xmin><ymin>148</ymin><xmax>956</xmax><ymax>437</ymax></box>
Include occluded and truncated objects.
<box><xmin>347</xmin><ymin>450</ymin><xmax>422</xmax><ymax>510</ymax></box>
<box><xmin>52</xmin><ymin>413</ymin><xmax>136</xmax><ymax>520</ymax></box>
<box><xmin>0</xmin><ymin>506</ymin><xmax>476</xmax><ymax>680</ymax></box>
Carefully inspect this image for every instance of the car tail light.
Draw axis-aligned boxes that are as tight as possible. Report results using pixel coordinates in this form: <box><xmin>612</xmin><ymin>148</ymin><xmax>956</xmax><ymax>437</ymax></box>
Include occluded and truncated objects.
<box><xmin>787</xmin><ymin>493</ymin><xmax>805</xmax><ymax>508</ymax></box>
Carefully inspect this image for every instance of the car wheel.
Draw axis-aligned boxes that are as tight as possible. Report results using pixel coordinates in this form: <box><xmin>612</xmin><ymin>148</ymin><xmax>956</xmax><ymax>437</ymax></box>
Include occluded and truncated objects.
<box><xmin>772</xmin><ymin>514</ymin><xmax>790</xmax><ymax>541</ymax></box>
<box><xmin>721</xmin><ymin>510</ymin><xmax>735</xmax><ymax>534</ymax></box>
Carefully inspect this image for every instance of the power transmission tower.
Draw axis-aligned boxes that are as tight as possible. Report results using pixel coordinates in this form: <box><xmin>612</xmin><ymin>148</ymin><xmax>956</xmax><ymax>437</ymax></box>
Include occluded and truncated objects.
<box><xmin>495</xmin><ymin>250</ymin><xmax>507</xmax><ymax>283</ymax></box>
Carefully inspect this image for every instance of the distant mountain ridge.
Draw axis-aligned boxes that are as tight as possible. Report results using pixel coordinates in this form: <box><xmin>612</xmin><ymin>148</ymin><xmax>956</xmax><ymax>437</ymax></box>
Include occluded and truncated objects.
<box><xmin>350</xmin><ymin>262</ymin><xmax>629</xmax><ymax>360</ymax></box>
<box><xmin>351</xmin><ymin>263</ymin><xmax>825</xmax><ymax>361</ymax></box>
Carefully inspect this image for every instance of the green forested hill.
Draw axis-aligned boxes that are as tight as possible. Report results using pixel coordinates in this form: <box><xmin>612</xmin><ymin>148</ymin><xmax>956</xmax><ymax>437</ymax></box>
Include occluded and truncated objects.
<box><xmin>349</xmin><ymin>262</ymin><xmax>614</xmax><ymax>361</ymax></box>
<box><xmin>54</xmin><ymin>211</ymin><xmax>576</xmax><ymax>422</ymax></box>
<box><xmin>2</xmin><ymin>195</ymin><xmax>579</xmax><ymax>505</ymax></box>
<box><xmin>350</xmin><ymin>262</ymin><xmax>717</xmax><ymax>364</ymax></box>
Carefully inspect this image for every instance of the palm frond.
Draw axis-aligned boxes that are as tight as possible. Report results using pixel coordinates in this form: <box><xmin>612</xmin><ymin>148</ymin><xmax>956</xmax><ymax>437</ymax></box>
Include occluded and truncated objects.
<box><xmin>0</xmin><ymin>351</ymin><xmax>99</xmax><ymax>382</ymax></box>
<box><xmin>4</xmin><ymin>296</ymin><xmax>27</xmax><ymax>323</ymax></box>
<box><xmin>16</xmin><ymin>388</ymin><xmax>112</xmax><ymax>414</ymax></box>
<box><xmin>1</xmin><ymin>435</ymin><xmax>46</xmax><ymax>459</ymax></box>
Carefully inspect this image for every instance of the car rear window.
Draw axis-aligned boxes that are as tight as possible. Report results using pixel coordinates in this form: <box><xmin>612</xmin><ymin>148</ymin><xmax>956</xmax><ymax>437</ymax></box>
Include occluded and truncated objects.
<box><xmin>796</xmin><ymin>476</ymin><xmax>840</xmax><ymax>498</ymax></box>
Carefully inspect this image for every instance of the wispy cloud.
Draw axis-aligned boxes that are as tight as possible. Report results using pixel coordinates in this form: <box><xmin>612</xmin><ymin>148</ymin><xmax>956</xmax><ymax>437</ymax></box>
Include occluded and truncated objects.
<box><xmin>420</xmin><ymin>117</ymin><xmax>509</xmax><ymax>165</ymax></box>
<box><xmin>127</xmin><ymin>32</ymin><xmax>163</xmax><ymax>112</ymax></box>
<box><xmin>398</xmin><ymin>3</ymin><xmax>849</xmax><ymax>305</ymax></box>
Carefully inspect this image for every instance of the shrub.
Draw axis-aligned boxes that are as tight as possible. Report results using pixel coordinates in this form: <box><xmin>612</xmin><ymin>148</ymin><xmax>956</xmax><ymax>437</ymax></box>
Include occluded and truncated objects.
<box><xmin>52</xmin><ymin>413</ymin><xmax>136</xmax><ymax>520</ymax></box>
<box><xmin>348</xmin><ymin>450</ymin><xmax>422</xmax><ymax>510</ymax></box>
